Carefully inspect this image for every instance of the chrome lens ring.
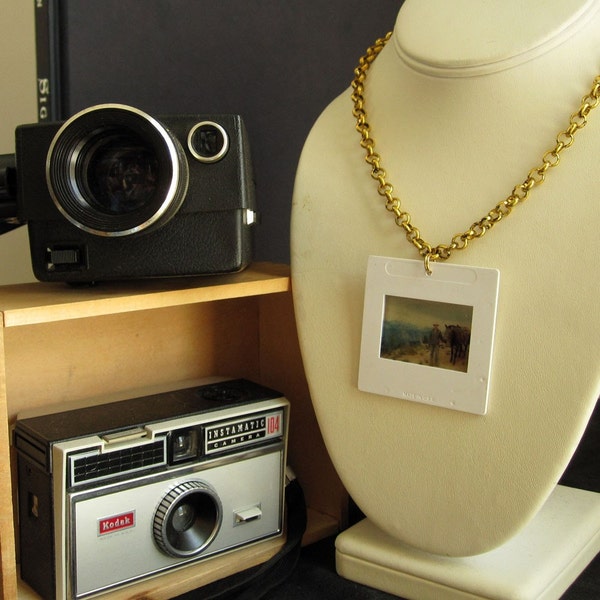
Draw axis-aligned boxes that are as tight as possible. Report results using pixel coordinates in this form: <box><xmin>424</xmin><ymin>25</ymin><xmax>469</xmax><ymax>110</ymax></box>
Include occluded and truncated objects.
<box><xmin>46</xmin><ymin>104</ymin><xmax>189</xmax><ymax>237</ymax></box>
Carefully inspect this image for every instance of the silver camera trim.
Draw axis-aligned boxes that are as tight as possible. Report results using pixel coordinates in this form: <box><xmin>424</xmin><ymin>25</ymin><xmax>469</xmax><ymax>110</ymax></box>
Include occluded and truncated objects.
<box><xmin>45</xmin><ymin>103</ymin><xmax>187</xmax><ymax>237</ymax></box>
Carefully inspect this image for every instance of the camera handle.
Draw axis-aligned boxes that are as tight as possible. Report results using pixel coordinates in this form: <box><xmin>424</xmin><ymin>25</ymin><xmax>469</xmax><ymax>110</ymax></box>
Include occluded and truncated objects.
<box><xmin>0</xmin><ymin>153</ymin><xmax>23</xmax><ymax>235</ymax></box>
<box><xmin>176</xmin><ymin>467</ymin><xmax>307</xmax><ymax>600</ymax></box>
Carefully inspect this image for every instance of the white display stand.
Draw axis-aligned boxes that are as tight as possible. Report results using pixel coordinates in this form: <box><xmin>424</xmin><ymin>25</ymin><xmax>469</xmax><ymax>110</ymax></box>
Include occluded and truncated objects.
<box><xmin>336</xmin><ymin>486</ymin><xmax>600</xmax><ymax>600</ymax></box>
<box><xmin>290</xmin><ymin>0</ymin><xmax>600</xmax><ymax>597</ymax></box>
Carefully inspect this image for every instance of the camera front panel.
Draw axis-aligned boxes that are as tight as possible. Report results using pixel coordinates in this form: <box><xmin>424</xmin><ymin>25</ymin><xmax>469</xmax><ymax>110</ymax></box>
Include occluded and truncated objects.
<box><xmin>67</xmin><ymin>448</ymin><xmax>284</xmax><ymax>598</ymax></box>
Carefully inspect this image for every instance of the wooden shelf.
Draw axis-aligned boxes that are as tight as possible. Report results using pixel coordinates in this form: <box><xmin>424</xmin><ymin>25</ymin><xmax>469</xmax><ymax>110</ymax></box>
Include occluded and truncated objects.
<box><xmin>0</xmin><ymin>263</ymin><xmax>346</xmax><ymax>599</ymax></box>
<box><xmin>0</xmin><ymin>262</ymin><xmax>291</xmax><ymax>327</ymax></box>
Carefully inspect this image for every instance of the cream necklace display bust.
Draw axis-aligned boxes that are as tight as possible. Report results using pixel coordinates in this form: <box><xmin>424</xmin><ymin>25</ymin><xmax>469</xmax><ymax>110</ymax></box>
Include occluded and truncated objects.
<box><xmin>291</xmin><ymin>0</ymin><xmax>600</xmax><ymax>559</ymax></box>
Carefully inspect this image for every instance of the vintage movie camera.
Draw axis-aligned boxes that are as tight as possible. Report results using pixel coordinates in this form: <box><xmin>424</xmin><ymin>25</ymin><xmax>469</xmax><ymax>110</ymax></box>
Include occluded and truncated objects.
<box><xmin>13</xmin><ymin>104</ymin><xmax>256</xmax><ymax>282</ymax></box>
<box><xmin>14</xmin><ymin>378</ymin><xmax>288</xmax><ymax>599</ymax></box>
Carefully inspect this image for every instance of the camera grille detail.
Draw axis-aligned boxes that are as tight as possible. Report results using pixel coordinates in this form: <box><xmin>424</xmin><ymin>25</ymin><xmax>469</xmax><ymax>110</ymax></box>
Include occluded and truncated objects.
<box><xmin>70</xmin><ymin>440</ymin><xmax>166</xmax><ymax>486</ymax></box>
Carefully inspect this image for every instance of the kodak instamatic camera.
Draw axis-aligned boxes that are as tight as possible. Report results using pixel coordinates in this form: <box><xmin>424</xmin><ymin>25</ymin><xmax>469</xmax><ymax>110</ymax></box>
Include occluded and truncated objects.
<box><xmin>14</xmin><ymin>379</ymin><xmax>288</xmax><ymax>599</ymax></box>
<box><xmin>14</xmin><ymin>104</ymin><xmax>256</xmax><ymax>282</ymax></box>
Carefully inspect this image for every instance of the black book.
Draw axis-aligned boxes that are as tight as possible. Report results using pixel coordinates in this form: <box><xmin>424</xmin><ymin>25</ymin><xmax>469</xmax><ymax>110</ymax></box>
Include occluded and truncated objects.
<box><xmin>34</xmin><ymin>0</ymin><xmax>63</xmax><ymax>122</ymax></box>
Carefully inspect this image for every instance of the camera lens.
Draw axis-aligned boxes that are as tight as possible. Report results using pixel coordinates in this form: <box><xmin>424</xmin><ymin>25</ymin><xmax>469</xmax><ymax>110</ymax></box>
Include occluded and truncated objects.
<box><xmin>153</xmin><ymin>480</ymin><xmax>221</xmax><ymax>558</ymax></box>
<box><xmin>187</xmin><ymin>121</ymin><xmax>229</xmax><ymax>163</ymax></box>
<box><xmin>82</xmin><ymin>132</ymin><xmax>159</xmax><ymax>215</ymax></box>
<box><xmin>46</xmin><ymin>104</ymin><xmax>189</xmax><ymax>237</ymax></box>
<box><xmin>171</xmin><ymin>503</ymin><xmax>196</xmax><ymax>533</ymax></box>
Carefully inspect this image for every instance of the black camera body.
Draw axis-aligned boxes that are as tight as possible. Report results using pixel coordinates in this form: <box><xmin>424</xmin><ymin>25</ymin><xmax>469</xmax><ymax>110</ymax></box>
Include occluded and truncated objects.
<box><xmin>15</xmin><ymin>104</ymin><xmax>256</xmax><ymax>283</ymax></box>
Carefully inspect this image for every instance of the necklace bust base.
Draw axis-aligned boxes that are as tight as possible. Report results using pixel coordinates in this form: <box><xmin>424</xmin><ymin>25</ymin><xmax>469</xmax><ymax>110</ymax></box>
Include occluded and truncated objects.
<box><xmin>337</xmin><ymin>486</ymin><xmax>600</xmax><ymax>600</ymax></box>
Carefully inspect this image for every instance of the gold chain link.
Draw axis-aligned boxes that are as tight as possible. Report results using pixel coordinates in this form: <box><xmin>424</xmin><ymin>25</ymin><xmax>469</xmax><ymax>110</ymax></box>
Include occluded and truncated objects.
<box><xmin>351</xmin><ymin>32</ymin><xmax>600</xmax><ymax>274</ymax></box>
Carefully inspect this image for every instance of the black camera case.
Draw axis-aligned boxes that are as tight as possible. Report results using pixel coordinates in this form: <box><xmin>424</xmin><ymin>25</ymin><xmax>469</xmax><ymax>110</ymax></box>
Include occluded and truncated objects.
<box><xmin>15</xmin><ymin>105</ymin><xmax>256</xmax><ymax>283</ymax></box>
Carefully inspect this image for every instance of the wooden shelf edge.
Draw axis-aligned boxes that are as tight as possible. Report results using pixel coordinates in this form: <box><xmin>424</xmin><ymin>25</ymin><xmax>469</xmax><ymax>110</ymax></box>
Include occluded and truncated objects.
<box><xmin>17</xmin><ymin>509</ymin><xmax>339</xmax><ymax>599</ymax></box>
<box><xmin>1</xmin><ymin>262</ymin><xmax>291</xmax><ymax>328</ymax></box>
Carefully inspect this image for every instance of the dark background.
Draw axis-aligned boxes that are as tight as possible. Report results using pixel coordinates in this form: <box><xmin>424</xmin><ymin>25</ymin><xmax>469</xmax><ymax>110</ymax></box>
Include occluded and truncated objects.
<box><xmin>48</xmin><ymin>1</ymin><xmax>404</xmax><ymax>263</ymax></box>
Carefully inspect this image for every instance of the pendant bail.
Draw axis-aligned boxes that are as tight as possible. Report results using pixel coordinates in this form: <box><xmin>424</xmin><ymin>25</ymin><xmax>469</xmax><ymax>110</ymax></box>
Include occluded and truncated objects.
<box><xmin>424</xmin><ymin>253</ymin><xmax>434</xmax><ymax>276</ymax></box>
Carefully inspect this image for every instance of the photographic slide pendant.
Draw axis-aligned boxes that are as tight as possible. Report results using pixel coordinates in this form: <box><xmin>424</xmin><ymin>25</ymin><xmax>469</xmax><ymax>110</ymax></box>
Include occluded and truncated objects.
<box><xmin>358</xmin><ymin>256</ymin><xmax>500</xmax><ymax>415</ymax></box>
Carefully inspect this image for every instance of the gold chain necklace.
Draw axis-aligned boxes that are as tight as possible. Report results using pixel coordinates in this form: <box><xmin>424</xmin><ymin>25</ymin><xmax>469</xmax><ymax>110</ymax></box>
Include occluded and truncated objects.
<box><xmin>351</xmin><ymin>32</ymin><xmax>600</xmax><ymax>275</ymax></box>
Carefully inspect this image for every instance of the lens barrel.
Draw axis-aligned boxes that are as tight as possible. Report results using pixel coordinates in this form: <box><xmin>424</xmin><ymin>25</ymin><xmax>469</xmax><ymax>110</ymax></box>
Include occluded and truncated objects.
<box><xmin>46</xmin><ymin>104</ymin><xmax>189</xmax><ymax>237</ymax></box>
<box><xmin>153</xmin><ymin>480</ymin><xmax>222</xmax><ymax>558</ymax></box>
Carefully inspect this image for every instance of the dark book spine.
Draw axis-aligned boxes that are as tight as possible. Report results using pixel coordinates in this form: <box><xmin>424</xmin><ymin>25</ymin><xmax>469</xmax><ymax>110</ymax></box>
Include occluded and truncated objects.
<box><xmin>33</xmin><ymin>0</ymin><xmax>62</xmax><ymax>122</ymax></box>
